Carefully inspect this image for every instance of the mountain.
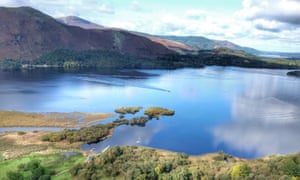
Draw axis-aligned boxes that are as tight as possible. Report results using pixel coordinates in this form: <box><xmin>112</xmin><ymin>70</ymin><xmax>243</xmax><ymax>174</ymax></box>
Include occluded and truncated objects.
<box><xmin>57</xmin><ymin>16</ymin><xmax>193</xmax><ymax>53</ymax></box>
<box><xmin>157</xmin><ymin>35</ymin><xmax>260</xmax><ymax>54</ymax></box>
<box><xmin>55</xmin><ymin>16</ymin><xmax>263</xmax><ymax>55</ymax></box>
<box><xmin>56</xmin><ymin>16</ymin><xmax>104</xmax><ymax>29</ymax></box>
<box><xmin>0</xmin><ymin>7</ymin><xmax>176</xmax><ymax>60</ymax></box>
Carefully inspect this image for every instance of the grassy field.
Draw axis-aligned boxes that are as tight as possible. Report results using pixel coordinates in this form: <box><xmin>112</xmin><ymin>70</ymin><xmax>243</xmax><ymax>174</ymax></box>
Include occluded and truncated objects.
<box><xmin>0</xmin><ymin>152</ymin><xmax>86</xmax><ymax>180</ymax></box>
<box><xmin>0</xmin><ymin>131</ymin><xmax>81</xmax><ymax>160</ymax></box>
<box><xmin>0</xmin><ymin>111</ymin><xmax>114</xmax><ymax>128</ymax></box>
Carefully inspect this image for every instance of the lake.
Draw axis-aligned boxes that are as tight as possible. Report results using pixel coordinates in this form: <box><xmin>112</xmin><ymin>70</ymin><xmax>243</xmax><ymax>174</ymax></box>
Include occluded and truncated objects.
<box><xmin>0</xmin><ymin>67</ymin><xmax>300</xmax><ymax>158</ymax></box>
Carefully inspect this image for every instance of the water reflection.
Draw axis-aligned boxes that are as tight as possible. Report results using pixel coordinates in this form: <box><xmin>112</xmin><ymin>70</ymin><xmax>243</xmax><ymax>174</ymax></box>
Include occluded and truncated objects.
<box><xmin>76</xmin><ymin>75</ymin><xmax>171</xmax><ymax>92</ymax></box>
<box><xmin>213</xmin><ymin>74</ymin><xmax>300</xmax><ymax>157</ymax></box>
<box><xmin>82</xmin><ymin>121</ymin><xmax>163</xmax><ymax>152</ymax></box>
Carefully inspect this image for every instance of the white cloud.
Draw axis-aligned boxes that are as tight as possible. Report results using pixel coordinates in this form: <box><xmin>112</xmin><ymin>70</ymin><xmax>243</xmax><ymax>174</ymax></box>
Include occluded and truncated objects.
<box><xmin>130</xmin><ymin>0</ymin><xmax>142</xmax><ymax>11</ymax></box>
<box><xmin>98</xmin><ymin>3</ymin><xmax>114</xmax><ymax>14</ymax></box>
<box><xmin>0</xmin><ymin>0</ymin><xmax>115</xmax><ymax>16</ymax></box>
<box><xmin>239</xmin><ymin>0</ymin><xmax>300</xmax><ymax>25</ymax></box>
<box><xmin>185</xmin><ymin>9</ymin><xmax>207</xmax><ymax>19</ymax></box>
<box><xmin>0</xmin><ymin>0</ymin><xmax>31</xmax><ymax>6</ymax></box>
<box><xmin>254</xmin><ymin>19</ymin><xmax>290</xmax><ymax>32</ymax></box>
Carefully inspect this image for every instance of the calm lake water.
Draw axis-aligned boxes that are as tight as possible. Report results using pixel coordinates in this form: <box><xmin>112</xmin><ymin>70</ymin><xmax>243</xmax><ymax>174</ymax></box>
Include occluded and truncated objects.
<box><xmin>1</xmin><ymin>67</ymin><xmax>300</xmax><ymax>158</ymax></box>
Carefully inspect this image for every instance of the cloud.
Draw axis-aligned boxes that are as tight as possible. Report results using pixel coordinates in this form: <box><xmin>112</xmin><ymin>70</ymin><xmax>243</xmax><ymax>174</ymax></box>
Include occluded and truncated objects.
<box><xmin>130</xmin><ymin>0</ymin><xmax>142</xmax><ymax>11</ymax></box>
<box><xmin>254</xmin><ymin>19</ymin><xmax>287</xmax><ymax>32</ymax></box>
<box><xmin>185</xmin><ymin>9</ymin><xmax>207</xmax><ymax>20</ymax></box>
<box><xmin>98</xmin><ymin>3</ymin><xmax>114</xmax><ymax>14</ymax></box>
<box><xmin>239</xmin><ymin>0</ymin><xmax>300</xmax><ymax>25</ymax></box>
<box><xmin>0</xmin><ymin>0</ymin><xmax>115</xmax><ymax>16</ymax></box>
<box><xmin>0</xmin><ymin>0</ymin><xmax>30</xmax><ymax>6</ymax></box>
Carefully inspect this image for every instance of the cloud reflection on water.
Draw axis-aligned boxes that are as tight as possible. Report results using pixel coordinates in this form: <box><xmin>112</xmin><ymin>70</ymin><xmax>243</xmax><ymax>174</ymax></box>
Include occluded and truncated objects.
<box><xmin>213</xmin><ymin>74</ymin><xmax>300</xmax><ymax>157</ymax></box>
<box><xmin>82</xmin><ymin>121</ymin><xmax>163</xmax><ymax>153</ymax></box>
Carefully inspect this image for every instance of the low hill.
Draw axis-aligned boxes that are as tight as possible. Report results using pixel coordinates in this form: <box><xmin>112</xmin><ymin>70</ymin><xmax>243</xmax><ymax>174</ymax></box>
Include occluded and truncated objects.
<box><xmin>157</xmin><ymin>35</ymin><xmax>260</xmax><ymax>54</ymax></box>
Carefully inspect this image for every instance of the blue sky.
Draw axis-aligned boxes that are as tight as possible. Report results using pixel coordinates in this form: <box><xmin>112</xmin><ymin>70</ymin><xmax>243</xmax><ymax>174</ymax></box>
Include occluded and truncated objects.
<box><xmin>1</xmin><ymin>0</ymin><xmax>300</xmax><ymax>52</ymax></box>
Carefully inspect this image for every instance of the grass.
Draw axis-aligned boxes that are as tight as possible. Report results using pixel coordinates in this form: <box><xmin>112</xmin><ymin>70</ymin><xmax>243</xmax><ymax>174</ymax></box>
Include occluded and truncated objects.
<box><xmin>0</xmin><ymin>131</ymin><xmax>81</xmax><ymax>160</ymax></box>
<box><xmin>0</xmin><ymin>152</ymin><xmax>86</xmax><ymax>180</ymax></box>
<box><xmin>0</xmin><ymin>111</ymin><xmax>114</xmax><ymax>128</ymax></box>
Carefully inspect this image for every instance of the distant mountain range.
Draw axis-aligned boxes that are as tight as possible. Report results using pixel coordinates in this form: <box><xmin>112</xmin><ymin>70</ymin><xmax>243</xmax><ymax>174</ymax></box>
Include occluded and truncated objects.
<box><xmin>156</xmin><ymin>35</ymin><xmax>260</xmax><ymax>54</ymax></box>
<box><xmin>56</xmin><ymin>16</ymin><xmax>300</xmax><ymax>59</ymax></box>
<box><xmin>55</xmin><ymin>16</ymin><xmax>261</xmax><ymax>55</ymax></box>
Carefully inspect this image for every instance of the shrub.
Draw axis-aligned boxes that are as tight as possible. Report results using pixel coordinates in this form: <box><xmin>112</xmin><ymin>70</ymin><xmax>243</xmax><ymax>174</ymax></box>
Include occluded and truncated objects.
<box><xmin>17</xmin><ymin>131</ymin><xmax>26</xmax><ymax>135</ymax></box>
<box><xmin>144</xmin><ymin>107</ymin><xmax>175</xmax><ymax>119</ymax></box>
<box><xmin>283</xmin><ymin>159</ymin><xmax>300</xmax><ymax>177</ymax></box>
<box><xmin>6</xmin><ymin>171</ymin><xmax>24</xmax><ymax>180</ymax></box>
<box><xmin>230</xmin><ymin>164</ymin><xmax>251</xmax><ymax>179</ymax></box>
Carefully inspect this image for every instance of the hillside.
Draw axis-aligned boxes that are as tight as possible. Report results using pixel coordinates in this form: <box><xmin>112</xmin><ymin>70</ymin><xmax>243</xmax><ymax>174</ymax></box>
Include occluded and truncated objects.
<box><xmin>1</xmin><ymin>145</ymin><xmax>300</xmax><ymax>179</ymax></box>
<box><xmin>158</xmin><ymin>35</ymin><xmax>260</xmax><ymax>54</ymax></box>
<box><xmin>0</xmin><ymin>7</ymin><xmax>175</xmax><ymax>60</ymax></box>
<box><xmin>57</xmin><ymin>16</ymin><xmax>193</xmax><ymax>53</ymax></box>
<box><xmin>56</xmin><ymin>16</ymin><xmax>300</xmax><ymax>59</ymax></box>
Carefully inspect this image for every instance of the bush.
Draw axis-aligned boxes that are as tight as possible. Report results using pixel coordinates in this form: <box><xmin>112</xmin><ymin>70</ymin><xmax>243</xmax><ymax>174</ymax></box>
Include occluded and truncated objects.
<box><xmin>144</xmin><ymin>107</ymin><xmax>175</xmax><ymax>119</ymax></box>
<box><xmin>17</xmin><ymin>131</ymin><xmax>26</xmax><ymax>135</ymax></box>
<box><xmin>230</xmin><ymin>164</ymin><xmax>251</xmax><ymax>179</ymax></box>
<box><xmin>6</xmin><ymin>171</ymin><xmax>24</xmax><ymax>180</ymax></box>
<box><xmin>283</xmin><ymin>159</ymin><xmax>300</xmax><ymax>177</ymax></box>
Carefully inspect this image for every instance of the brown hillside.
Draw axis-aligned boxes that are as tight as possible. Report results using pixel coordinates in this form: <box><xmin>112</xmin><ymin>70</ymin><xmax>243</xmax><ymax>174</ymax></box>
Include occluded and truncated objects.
<box><xmin>57</xmin><ymin>16</ymin><xmax>193</xmax><ymax>53</ymax></box>
<box><xmin>0</xmin><ymin>7</ymin><xmax>174</xmax><ymax>60</ymax></box>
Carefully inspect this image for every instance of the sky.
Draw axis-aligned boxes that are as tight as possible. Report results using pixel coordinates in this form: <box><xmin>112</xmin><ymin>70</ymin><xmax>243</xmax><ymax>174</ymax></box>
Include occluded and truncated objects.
<box><xmin>1</xmin><ymin>0</ymin><xmax>300</xmax><ymax>52</ymax></box>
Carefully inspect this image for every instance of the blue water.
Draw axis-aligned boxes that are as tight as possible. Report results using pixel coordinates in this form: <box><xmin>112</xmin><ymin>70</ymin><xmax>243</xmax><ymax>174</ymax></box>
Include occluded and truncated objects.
<box><xmin>1</xmin><ymin>67</ymin><xmax>300</xmax><ymax>158</ymax></box>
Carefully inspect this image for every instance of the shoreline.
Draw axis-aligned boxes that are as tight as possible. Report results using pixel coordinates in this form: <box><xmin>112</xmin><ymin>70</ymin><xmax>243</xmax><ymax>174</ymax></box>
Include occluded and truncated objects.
<box><xmin>0</xmin><ymin>128</ymin><xmax>292</xmax><ymax>161</ymax></box>
<box><xmin>0</xmin><ymin>111</ymin><xmax>115</xmax><ymax>128</ymax></box>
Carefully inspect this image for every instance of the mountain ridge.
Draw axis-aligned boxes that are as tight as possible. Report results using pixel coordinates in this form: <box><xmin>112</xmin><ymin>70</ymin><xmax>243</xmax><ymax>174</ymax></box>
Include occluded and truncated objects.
<box><xmin>56</xmin><ymin>15</ymin><xmax>261</xmax><ymax>55</ymax></box>
<box><xmin>0</xmin><ymin>6</ymin><xmax>176</xmax><ymax>60</ymax></box>
<box><xmin>56</xmin><ymin>15</ymin><xmax>300</xmax><ymax>58</ymax></box>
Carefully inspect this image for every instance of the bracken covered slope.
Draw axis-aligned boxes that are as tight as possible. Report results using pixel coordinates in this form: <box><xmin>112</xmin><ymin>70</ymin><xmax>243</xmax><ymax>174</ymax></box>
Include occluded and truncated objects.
<box><xmin>0</xmin><ymin>7</ymin><xmax>175</xmax><ymax>60</ymax></box>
